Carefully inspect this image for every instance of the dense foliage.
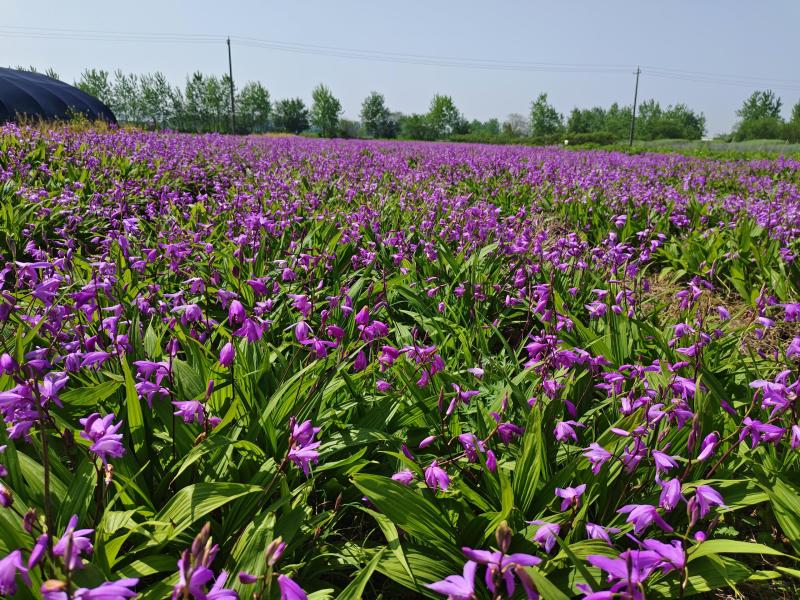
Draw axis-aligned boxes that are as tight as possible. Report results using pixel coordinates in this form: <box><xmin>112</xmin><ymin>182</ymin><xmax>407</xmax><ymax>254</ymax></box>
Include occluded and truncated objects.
<box><xmin>0</xmin><ymin>127</ymin><xmax>799</xmax><ymax>599</ymax></box>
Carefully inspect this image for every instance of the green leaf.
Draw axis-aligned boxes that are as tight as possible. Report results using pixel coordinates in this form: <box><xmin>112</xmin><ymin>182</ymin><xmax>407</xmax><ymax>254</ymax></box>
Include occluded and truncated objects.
<box><xmin>688</xmin><ymin>539</ymin><xmax>789</xmax><ymax>561</ymax></box>
<box><xmin>650</xmin><ymin>555</ymin><xmax>752</xmax><ymax>598</ymax></box>
<box><xmin>56</xmin><ymin>457</ymin><xmax>96</xmax><ymax>530</ymax></box>
<box><xmin>352</xmin><ymin>474</ymin><xmax>460</xmax><ymax>561</ymax></box>
<box><xmin>120</xmin><ymin>357</ymin><xmax>146</xmax><ymax>460</ymax></box>
<box><xmin>523</xmin><ymin>567</ymin><xmax>570</xmax><ymax>600</ymax></box>
<box><xmin>58</xmin><ymin>380</ymin><xmax>122</xmax><ymax>408</ymax></box>
<box><xmin>765</xmin><ymin>476</ymin><xmax>800</xmax><ymax>555</ymax></box>
<box><xmin>144</xmin><ymin>482</ymin><xmax>261</xmax><ymax>546</ymax></box>
<box><xmin>360</xmin><ymin>507</ymin><xmax>416</xmax><ymax>589</ymax></box>
<box><xmin>336</xmin><ymin>548</ymin><xmax>385</xmax><ymax>600</ymax></box>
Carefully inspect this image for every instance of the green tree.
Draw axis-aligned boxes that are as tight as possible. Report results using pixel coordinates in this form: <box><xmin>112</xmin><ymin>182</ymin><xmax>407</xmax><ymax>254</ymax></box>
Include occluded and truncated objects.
<box><xmin>273</xmin><ymin>98</ymin><xmax>309</xmax><ymax>134</ymax></box>
<box><xmin>398</xmin><ymin>113</ymin><xmax>437</xmax><ymax>140</ymax></box>
<box><xmin>201</xmin><ymin>75</ymin><xmax>227</xmax><ymax>132</ymax></box>
<box><xmin>791</xmin><ymin>100</ymin><xmax>800</xmax><ymax>124</ymax></box>
<box><xmin>737</xmin><ymin>90</ymin><xmax>782</xmax><ymax>121</ymax></box>
<box><xmin>428</xmin><ymin>94</ymin><xmax>467</xmax><ymax>137</ymax></box>
<box><xmin>76</xmin><ymin>69</ymin><xmax>113</xmax><ymax>106</ymax></box>
<box><xmin>168</xmin><ymin>86</ymin><xmax>187</xmax><ymax>131</ymax></box>
<box><xmin>502</xmin><ymin>113</ymin><xmax>529</xmax><ymax>137</ymax></box>
<box><xmin>111</xmin><ymin>70</ymin><xmax>142</xmax><ymax>124</ymax></box>
<box><xmin>469</xmin><ymin>118</ymin><xmax>500</xmax><ymax>136</ymax></box>
<box><xmin>529</xmin><ymin>93</ymin><xmax>563</xmax><ymax>136</ymax></box>
<box><xmin>734</xmin><ymin>90</ymin><xmax>784</xmax><ymax>141</ymax></box>
<box><xmin>237</xmin><ymin>82</ymin><xmax>271</xmax><ymax>133</ymax></box>
<box><xmin>338</xmin><ymin>118</ymin><xmax>362</xmax><ymax>138</ymax></box>
<box><xmin>360</xmin><ymin>92</ymin><xmax>397</xmax><ymax>138</ymax></box>
<box><xmin>566</xmin><ymin>106</ymin><xmax>607</xmax><ymax>134</ymax></box>
<box><xmin>605</xmin><ymin>103</ymin><xmax>633</xmax><ymax>139</ymax></box>
<box><xmin>786</xmin><ymin>100</ymin><xmax>800</xmax><ymax>142</ymax></box>
<box><xmin>310</xmin><ymin>84</ymin><xmax>343</xmax><ymax>137</ymax></box>
<box><xmin>184</xmin><ymin>72</ymin><xmax>207</xmax><ymax>132</ymax></box>
<box><xmin>140</xmin><ymin>72</ymin><xmax>172</xmax><ymax>129</ymax></box>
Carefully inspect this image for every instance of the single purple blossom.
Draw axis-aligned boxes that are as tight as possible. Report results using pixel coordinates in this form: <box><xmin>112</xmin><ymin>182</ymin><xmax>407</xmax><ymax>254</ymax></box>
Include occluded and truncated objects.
<box><xmin>555</xmin><ymin>484</ymin><xmax>586</xmax><ymax>511</ymax></box>
<box><xmin>424</xmin><ymin>461</ymin><xmax>450</xmax><ymax>491</ymax></box>
<box><xmin>425</xmin><ymin>559</ymin><xmax>476</xmax><ymax>600</ymax></box>
<box><xmin>277</xmin><ymin>574</ymin><xmax>308</xmax><ymax>600</ymax></box>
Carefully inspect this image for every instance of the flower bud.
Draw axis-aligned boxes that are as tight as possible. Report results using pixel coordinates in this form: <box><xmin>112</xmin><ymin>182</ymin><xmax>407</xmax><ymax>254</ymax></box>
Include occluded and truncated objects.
<box><xmin>495</xmin><ymin>521</ymin><xmax>512</xmax><ymax>554</ymax></box>
<box><xmin>265</xmin><ymin>537</ymin><xmax>287</xmax><ymax>567</ymax></box>
<box><xmin>0</xmin><ymin>484</ymin><xmax>12</xmax><ymax>508</ymax></box>
<box><xmin>23</xmin><ymin>509</ymin><xmax>36</xmax><ymax>533</ymax></box>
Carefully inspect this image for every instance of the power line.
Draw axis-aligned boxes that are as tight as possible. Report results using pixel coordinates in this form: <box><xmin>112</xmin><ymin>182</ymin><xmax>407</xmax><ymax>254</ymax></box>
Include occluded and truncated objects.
<box><xmin>2</xmin><ymin>24</ymin><xmax>800</xmax><ymax>91</ymax></box>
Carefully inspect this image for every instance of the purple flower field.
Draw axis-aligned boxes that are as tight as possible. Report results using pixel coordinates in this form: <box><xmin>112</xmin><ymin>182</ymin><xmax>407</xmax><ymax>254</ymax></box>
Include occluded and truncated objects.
<box><xmin>0</xmin><ymin>125</ymin><xmax>799</xmax><ymax>598</ymax></box>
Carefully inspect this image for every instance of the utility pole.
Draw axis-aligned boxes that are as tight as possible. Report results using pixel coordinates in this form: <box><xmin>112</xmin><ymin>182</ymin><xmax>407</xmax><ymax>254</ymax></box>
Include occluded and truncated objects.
<box><xmin>628</xmin><ymin>66</ymin><xmax>640</xmax><ymax>146</ymax></box>
<box><xmin>227</xmin><ymin>37</ymin><xmax>236</xmax><ymax>133</ymax></box>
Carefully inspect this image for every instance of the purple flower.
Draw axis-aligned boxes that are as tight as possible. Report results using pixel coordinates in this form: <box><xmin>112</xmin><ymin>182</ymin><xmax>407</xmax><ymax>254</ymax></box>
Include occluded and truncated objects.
<box><xmin>553</xmin><ymin>420</ymin><xmax>584</xmax><ymax>443</ymax></box>
<box><xmin>651</xmin><ymin>449</ymin><xmax>679</xmax><ymax>473</ymax></box>
<box><xmin>294</xmin><ymin>320</ymin><xmax>311</xmax><ymax>342</ymax></box>
<box><xmin>79</xmin><ymin>413</ymin><xmax>125</xmax><ymax>465</ymax></box>
<box><xmin>586</xmin><ymin>301</ymin><xmax>607</xmax><ymax>318</ymax></box>
<box><xmin>234</xmin><ymin>318</ymin><xmax>265</xmax><ymax>343</ymax></box>
<box><xmin>425</xmin><ymin>559</ymin><xmax>476</xmax><ymax>600</ymax></box>
<box><xmin>451</xmin><ymin>383</ymin><xmax>479</xmax><ymax>404</ymax></box>
<box><xmin>228</xmin><ymin>300</ymin><xmax>246</xmax><ymax>325</ymax></box>
<box><xmin>300</xmin><ymin>337</ymin><xmax>337</xmax><ymax>358</ymax></box>
<box><xmin>642</xmin><ymin>539</ymin><xmax>685</xmax><ymax>574</ymax></box>
<box><xmin>424</xmin><ymin>461</ymin><xmax>449</xmax><ymax>491</ymax></box>
<box><xmin>659</xmin><ymin>478</ymin><xmax>684</xmax><ymax>512</ymax></box>
<box><xmin>0</xmin><ymin>484</ymin><xmax>10</xmax><ymax>508</ymax></box>
<box><xmin>530</xmin><ymin>521</ymin><xmax>560</xmax><ymax>553</ymax></box>
<box><xmin>495</xmin><ymin>418</ymin><xmax>524</xmax><ymax>445</ymax></box>
<box><xmin>0</xmin><ymin>550</ymin><xmax>30</xmax><ymax>595</ymax></box>
<box><xmin>585</xmin><ymin>522</ymin><xmax>619</xmax><ymax>546</ymax></box>
<box><xmin>354</xmin><ymin>306</ymin><xmax>370</xmax><ymax>326</ymax></box>
<box><xmin>28</xmin><ymin>534</ymin><xmax>48</xmax><ymax>569</ymax></box>
<box><xmin>239</xmin><ymin>571</ymin><xmax>259</xmax><ymax>584</ymax></box>
<box><xmin>53</xmin><ymin>515</ymin><xmax>94</xmax><ymax>571</ymax></box>
<box><xmin>219</xmin><ymin>342</ymin><xmax>235</xmax><ymax>367</ymax></box>
<box><xmin>467</xmin><ymin>367</ymin><xmax>484</xmax><ymax>379</ymax></box>
<box><xmin>288</xmin><ymin>418</ymin><xmax>321</xmax><ymax>476</ymax></box>
<box><xmin>485</xmin><ymin>449</ymin><xmax>497</xmax><ymax>472</ymax></box>
<box><xmin>419</xmin><ymin>435</ymin><xmax>436</xmax><ymax>449</ymax></box>
<box><xmin>206</xmin><ymin>571</ymin><xmax>237</xmax><ymax>599</ymax></box>
<box><xmin>617</xmin><ymin>504</ymin><xmax>673</xmax><ymax>535</ymax></box>
<box><xmin>81</xmin><ymin>351</ymin><xmax>111</xmax><ymax>369</ymax></box>
<box><xmin>71</xmin><ymin>578</ymin><xmax>139</xmax><ymax>599</ymax></box>
<box><xmin>739</xmin><ymin>417</ymin><xmax>785</xmax><ymax>448</ymax></box>
<box><xmin>391</xmin><ymin>469</ymin><xmax>414</xmax><ymax>485</ymax></box>
<box><xmin>277</xmin><ymin>574</ymin><xmax>308</xmax><ymax>600</ymax></box>
<box><xmin>173</xmin><ymin>400</ymin><xmax>205</xmax><ymax>425</ymax></box>
<box><xmin>587</xmin><ymin>550</ymin><xmax>658</xmax><ymax>595</ymax></box>
<box><xmin>353</xmin><ymin>350</ymin><xmax>368</xmax><ymax>372</ymax></box>
<box><xmin>697</xmin><ymin>432</ymin><xmax>719</xmax><ymax>461</ymax></box>
<box><xmin>461</xmin><ymin>546</ymin><xmax>541</xmax><ymax>597</ymax></box>
<box><xmin>792</xmin><ymin>424</ymin><xmax>800</xmax><ymax>449</ymax></box>
<box><xmin>287</xmin><ymin>294</ymin><xmax>312</xmax><ymax>318</ymax></box>
<box><xmin>784</xmin><ymin>303</ymin><xmax>800</xmax><ymax>321</ymax></box>
<box><xmin>582</xmin><ymin>443</ymin><xmax>611</xmax><ymax>474</ymax></box>
<box><xmin>692</xmin><ymin>485</ymin><xmax>726</xmax><ymax>518</ymax></box>
<box><xmin>787</xmin><ymin>337</ymin><xmax>800</xmax><ymax>359</ymax></box>
<box><xmin>555</xmin><ymin>484</ymin><xmax>586</xmax><ymax>511</ymax></box>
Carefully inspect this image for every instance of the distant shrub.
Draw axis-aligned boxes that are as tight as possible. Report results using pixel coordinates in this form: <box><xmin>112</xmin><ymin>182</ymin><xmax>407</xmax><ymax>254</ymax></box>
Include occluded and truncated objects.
<box><xmin>733</xmin><ymin>117</ymin><xmax>785</xmax><ymax>141</ymax></box>
<box><xmin>448</xmin><ymin>131</ymin><xmax>617</xmax><ymax>147</ymax></box>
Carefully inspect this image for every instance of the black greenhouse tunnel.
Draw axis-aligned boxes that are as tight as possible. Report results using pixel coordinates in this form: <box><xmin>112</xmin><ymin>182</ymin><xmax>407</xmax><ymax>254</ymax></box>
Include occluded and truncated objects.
<box><xmin>0</xmin><ymin>68</ymin><xmax>116</xmax><ymax>123</ymax></box>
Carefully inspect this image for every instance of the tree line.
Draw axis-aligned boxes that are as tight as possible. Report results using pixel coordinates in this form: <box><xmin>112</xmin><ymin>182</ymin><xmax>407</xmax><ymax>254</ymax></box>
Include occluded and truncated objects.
<box><xmin>12</xmin><ymin>66</ymin><xmax>800</xmax><ymax>143</ymax></box>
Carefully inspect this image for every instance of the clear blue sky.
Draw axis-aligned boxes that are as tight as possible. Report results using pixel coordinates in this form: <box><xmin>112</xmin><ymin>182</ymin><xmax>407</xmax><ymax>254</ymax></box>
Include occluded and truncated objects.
<box><xmin>3</xmin><ymin>0</ymin><xmax>799</xmax><ymax>135</ymax></box>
